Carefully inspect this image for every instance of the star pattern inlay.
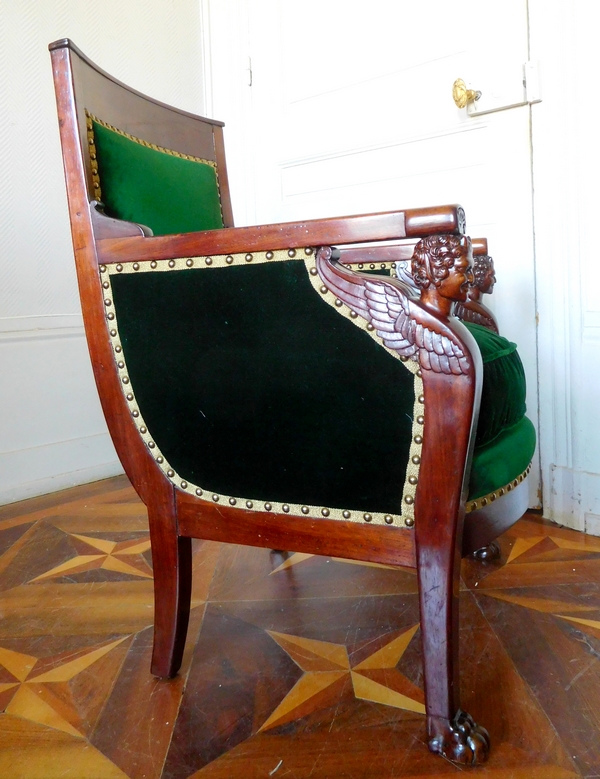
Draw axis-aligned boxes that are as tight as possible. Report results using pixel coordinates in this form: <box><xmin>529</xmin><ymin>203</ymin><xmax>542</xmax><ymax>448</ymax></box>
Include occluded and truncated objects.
<box><xmin>506</xmin><ymin>534</ymin><xmax>600</xmax><ymax>564</ymax></box>
<box><xmin>260</xmin><ymin>623</ymin><xmax>424</xmax><ymax>731</ymax></box>
<box><xmin>0</xmin><ymin>637</ymin><xmax>129</xmax><ymax>737</ymax></box>
<box><xmin>29</xmin><ymin>533</ymin><xmax>152</xmax><ymax>582</ymax></box>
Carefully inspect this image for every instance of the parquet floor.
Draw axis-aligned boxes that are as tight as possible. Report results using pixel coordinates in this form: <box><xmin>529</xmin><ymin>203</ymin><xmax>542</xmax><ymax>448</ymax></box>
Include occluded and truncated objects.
<box><xmin>0</xmin><ymin>477</ymin><xmax>599</xmax><ymax>778</ymax></box>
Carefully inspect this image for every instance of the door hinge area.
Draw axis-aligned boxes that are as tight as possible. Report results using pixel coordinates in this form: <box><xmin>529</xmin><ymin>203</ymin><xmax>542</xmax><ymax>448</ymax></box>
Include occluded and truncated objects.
<box><xmin>524</xmin><ymin>60</ymin><xmax>542</xmax><ymax>104</ymax></box>
<box><xmin>247</xmin><ymin>56</ymin><xmax>252</xmax><ymax>87</ymax></box>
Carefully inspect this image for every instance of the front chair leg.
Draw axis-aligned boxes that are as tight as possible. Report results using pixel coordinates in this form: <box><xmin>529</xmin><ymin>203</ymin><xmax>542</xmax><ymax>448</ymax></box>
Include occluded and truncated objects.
<box><xmin>148</xmin><ymin>498</ymin><xmax>192</xmax><ymax>678</ymax></box>
<box><xmin>416</xmin><ymin>527</ymin><xmax>490</xmax><ymax>765</ymax></box>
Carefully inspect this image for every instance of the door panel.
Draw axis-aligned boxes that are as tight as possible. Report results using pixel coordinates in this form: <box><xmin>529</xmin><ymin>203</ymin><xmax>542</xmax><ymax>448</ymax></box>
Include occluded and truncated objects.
<box><xmin>208</xmin><ymin>0</ymin><xmax>540</xmax><ymax>506</ymax></box>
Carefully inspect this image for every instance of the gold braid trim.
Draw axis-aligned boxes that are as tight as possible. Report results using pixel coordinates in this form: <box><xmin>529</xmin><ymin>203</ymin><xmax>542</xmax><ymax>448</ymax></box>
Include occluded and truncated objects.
<box><xmin>100</xmin><ymin>249</ymin><xmax>421</xmax><ymax>528</ymax></box>
<box><xmin>466</xmin><ymin>462</ymin><xmax>532</xmax><ymax>513</ymax></box>
<box><xmin>85</xmin><ymin>110</ymin><xmax>217</xmax><ymax>167</ymax></box>
<box><xmin>106</xmin><ymin>248</ymin><xmax>312</xmax><ymax>274</ymax></box>
<box><xmin>86</xmin><ymin>114</ymin><xmax>102</xmax><ymax>201</ymax></box>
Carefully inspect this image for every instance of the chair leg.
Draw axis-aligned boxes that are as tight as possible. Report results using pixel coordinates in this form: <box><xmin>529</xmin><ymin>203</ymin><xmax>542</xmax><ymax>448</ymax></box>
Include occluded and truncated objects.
<box><xmin>416</xmin><ymin>521</ymin><xmax>490</xmax><ymax>765</ymax></box>
<box><xmin>471</xmin><ymin>540</ymin><xmax>501</xmax><ymax>562</ymax></box>
<box><xmin>148</xmin><ymin>499</ymin><xmax>192</xmax><ymax>678</ymax></box>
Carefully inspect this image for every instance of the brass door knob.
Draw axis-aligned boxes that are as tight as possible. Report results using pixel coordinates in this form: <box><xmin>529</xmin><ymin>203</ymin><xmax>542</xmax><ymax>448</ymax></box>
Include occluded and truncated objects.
<box><xmin>452</xmin><ymin>78</ymin><xmax>482</xmax><ymax>109</ymax></box>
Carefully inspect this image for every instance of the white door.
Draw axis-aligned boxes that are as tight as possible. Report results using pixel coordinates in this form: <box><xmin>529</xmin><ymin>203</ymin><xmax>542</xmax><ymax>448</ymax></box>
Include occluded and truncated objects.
<box><xmin>205</xmin><ymin>0</ymin><xmax>541</xmax><ymax>507</ymax></box>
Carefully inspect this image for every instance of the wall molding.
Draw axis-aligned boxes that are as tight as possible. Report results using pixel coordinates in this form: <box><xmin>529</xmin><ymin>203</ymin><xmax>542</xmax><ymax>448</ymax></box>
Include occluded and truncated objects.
<box><xmin>280</xmin><ymin>122</ymin><xmax>486</xmax><ymax>171</ymax></box>
<box><xmin>0</xmin><ymin>432</ymin><xmax>122</xmax><ymax>506</ymax></box>
<box><xmin>0</xmin><ymin>314</ymin><xmax>84</xmax><ymax>341</ymax></box>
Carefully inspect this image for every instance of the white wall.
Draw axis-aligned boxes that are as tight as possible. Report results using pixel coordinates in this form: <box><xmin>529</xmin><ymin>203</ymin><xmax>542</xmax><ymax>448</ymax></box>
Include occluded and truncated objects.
<box><xmin>531</xmin><ymin>1</ymin><xmax>600</xmax><ymax>534</ymax></box>
<box><xmin>0</xmin><ymin>1</ymin><xmax>206</xmax><ymax>504</ymax></box>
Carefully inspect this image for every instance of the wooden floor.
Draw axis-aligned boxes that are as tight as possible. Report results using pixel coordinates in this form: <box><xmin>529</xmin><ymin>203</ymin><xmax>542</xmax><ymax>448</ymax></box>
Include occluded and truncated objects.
<box><xmin>0</xmin><ymin>477</ymin><xmax>599</xmax><ymax>778</ymax></box>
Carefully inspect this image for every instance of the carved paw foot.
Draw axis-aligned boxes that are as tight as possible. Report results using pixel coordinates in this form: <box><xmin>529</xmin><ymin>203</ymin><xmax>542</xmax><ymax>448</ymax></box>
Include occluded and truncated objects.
<box><xmin>428</xmin><ymin>710</ymin><xmax>490</xmax><ymax>765</ymax></box>
<box><xmin>472</xmin><ymin>541</ymin><xmax>501</xmax><ymax>562</ymax></box>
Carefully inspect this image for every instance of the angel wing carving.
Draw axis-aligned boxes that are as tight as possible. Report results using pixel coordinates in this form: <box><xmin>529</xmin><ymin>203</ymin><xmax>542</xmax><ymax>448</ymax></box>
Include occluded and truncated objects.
<box><xmin>454</xmin><ymin>301</ymin><xmax>499</xmax><ymax>334</ymax></box>
<box><xmin>317</xmin><ymin>249</ymin><xmax>470</xmax><ymax>375</ymax></box>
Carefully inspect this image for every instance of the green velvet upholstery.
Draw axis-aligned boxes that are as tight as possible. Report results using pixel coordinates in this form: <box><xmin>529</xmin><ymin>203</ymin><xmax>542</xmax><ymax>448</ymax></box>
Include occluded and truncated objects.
<box><xmin>469</xmin><ymin>416</ymin><xmax>536</xmax><ymax>501</ymax></box>
<box><xmin>110</xmin><ymin>258</ymin><xmax>535</xmax><ymax>513</ymax></box>
<box><xmin>92</xmin><ymin>120</ymin><xmax>223</xmax><ymax>236</ymax></box>
<box><xmin>463</xmin><ymin>322</ymin><xmax>526</xmax><ymax>447</ymax></box>
<box><xmin>111</xmin><ymin>261</ymin><xmax>416</xmax><ymax>514</ymax></box>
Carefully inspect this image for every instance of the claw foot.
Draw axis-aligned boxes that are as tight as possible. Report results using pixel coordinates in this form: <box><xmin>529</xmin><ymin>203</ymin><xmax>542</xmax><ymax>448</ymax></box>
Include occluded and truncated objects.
<box><xmin>472</xmin><ymin>541</ymin><xmax>501</xmax><ymax>562</ymax></box>
<box><xmin>428</xmin><ymin>710</ymin><xmax>490</xmax><ymax>765</ymax></box>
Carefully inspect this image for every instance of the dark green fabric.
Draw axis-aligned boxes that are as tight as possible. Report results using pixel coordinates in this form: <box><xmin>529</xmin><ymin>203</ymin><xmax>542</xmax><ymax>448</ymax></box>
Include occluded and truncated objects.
<box><xmin>463</xmin><ymin>321</ymin><xmax>527</xmax><ymax>446</ymax></box>
<box><xmin>469</xmin><ymin>415</ymin><xmax>536</xmax><ymax>500</ymax></box>
<box><xmin>92</xmin><ymin>120</ymin><xmax>223</xmax><ymax>236</ymax></box>
<box><xmin>111</xmin><ymin>261</ymin><xmax>416</xmax><ymax>513</ymax></box>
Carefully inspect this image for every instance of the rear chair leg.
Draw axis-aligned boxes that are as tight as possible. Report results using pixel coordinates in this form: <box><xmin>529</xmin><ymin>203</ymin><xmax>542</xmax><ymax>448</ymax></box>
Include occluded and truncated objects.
<box><xmin>471</xmin><ymin>540</ymin><xmax>501</xmax><ymax>562</ymax></box>
<box><xmin>148</xmin><ymin>500</ymin><xmax>192</xmax><ymax>678</ymax></box>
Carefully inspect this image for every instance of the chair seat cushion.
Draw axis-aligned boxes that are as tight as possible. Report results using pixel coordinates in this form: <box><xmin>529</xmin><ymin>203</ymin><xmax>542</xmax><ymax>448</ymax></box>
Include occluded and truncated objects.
<box><xmin>463</xmin><ymin>321</ymin><xmax>527</xmax><ymax>447</ymax></box>
<box><xmin>468</xmin><ymin>415</ymin><xmax>536</xmax><ymax>501</ymax></box>
<box><xmin>464</xmin><ymin>321</ymin><xmax>536</xmax><ymax>502</ymax></box>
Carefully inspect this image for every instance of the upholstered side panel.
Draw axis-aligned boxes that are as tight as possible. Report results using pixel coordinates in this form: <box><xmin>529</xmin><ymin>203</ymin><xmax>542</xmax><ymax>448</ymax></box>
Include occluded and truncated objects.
<box><xmin>91</xmin><ymin>118</ymin><xmax>223</xmax><ymax>235</ymax></box>
<box><xmin>110</xmin><ymin>260</ymin><xmax>416</xmax><ymax>515</ymax></box>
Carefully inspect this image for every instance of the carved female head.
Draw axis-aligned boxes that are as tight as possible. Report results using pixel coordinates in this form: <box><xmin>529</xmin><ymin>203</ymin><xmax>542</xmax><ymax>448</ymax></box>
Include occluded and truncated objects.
<box><xmin>472</xmin><ymin>254</ymin><xmax>496</xmax><ymax>294</ymax></box>
<box><xmin>411</xmin><ymin>235</ymin><xmax>473</xmax><ymax>304</ymax></box>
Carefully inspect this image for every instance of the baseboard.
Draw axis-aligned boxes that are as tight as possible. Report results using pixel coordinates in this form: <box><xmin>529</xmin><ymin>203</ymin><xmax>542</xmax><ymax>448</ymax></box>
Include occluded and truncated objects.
<box><xmin>546</xmin><ymin>465</ymin><xmax>600</xmax><ymax>536</ymax></box>
<box><xmin>0</xmin><ymin>433</ymin><xmax>124</xmax><ymax>506</ymax></box>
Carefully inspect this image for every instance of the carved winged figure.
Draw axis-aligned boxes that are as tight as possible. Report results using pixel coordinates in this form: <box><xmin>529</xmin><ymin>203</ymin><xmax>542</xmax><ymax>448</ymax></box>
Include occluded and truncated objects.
<box><xmin>316</xmin><ymin>234</ymin><xmax>475</xmax><ymax>376</ymax></box>
<box><xmin>453</xmin><ymin>253</ymin><xmax>499</xmax><ymax>333</ymax></box>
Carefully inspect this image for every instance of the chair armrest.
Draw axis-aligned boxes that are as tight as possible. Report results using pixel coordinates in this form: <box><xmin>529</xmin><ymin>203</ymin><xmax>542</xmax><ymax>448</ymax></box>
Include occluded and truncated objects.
<box><xmin>95</xmin><ymin>204</ymin><xmax>465</xmax><ymax>265</ymax></box>
<box><xmin>337</xmin><ymin>237</ymin><xmax>488</xmax><ymax>266</ymax></box>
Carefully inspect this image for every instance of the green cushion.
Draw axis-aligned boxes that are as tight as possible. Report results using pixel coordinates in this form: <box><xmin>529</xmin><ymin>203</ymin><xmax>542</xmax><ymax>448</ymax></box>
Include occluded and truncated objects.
<box><xmin>469</xmin><ymin>415</ymin><xmax>536</xmax><ymax>501</ymax></box>
<box><xmin>92</xmin><ymin>120</ymin><xmax>224</xmax><ymax>236</ymax></box>
<box><xmin>111</xmin><ymin>261</ymin><xmax>416</xmax><ymax>514</ymax></box>
<box><xmin>464</xmin><ymin>321</ymin><xmax>535</xmax><ymax>500</ymax></box>
<box><xmin>464</xmin><ymin>321</ymin><xmax>527</xmax><ymax>447</ymax></box>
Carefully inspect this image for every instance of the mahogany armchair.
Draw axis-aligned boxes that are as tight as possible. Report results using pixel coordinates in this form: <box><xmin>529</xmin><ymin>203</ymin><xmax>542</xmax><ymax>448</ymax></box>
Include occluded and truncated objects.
<box><xmin>50</xmin><ymin>39</ymin><xmax>535</xmax><ymax>765</ymax></box>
